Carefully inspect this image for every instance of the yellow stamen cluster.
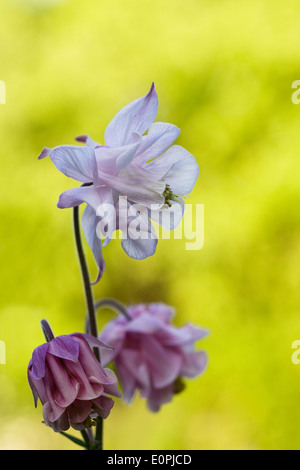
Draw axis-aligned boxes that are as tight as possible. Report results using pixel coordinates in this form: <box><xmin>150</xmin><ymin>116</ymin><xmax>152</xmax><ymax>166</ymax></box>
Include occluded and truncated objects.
<box><xmin>163</xmin><ymin>184</ymin><xmax>181</xmax><ymax>207</ymax></box>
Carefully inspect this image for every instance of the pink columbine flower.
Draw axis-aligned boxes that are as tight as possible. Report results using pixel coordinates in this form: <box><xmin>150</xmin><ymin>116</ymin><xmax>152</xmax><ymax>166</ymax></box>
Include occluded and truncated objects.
<box><xmin>98</xmin><ymin>303</ymin><xmax>208</xmax><ymax>412</ymax></box>
<box><xmin>38</xmin><ymin>83</ymin><xmax>199</xmax><ymax>282</ymax></box>
<box><xmin>27</xmin><ymin>333</ymin><xmax>121</xmax><ymax>432</ymax></box>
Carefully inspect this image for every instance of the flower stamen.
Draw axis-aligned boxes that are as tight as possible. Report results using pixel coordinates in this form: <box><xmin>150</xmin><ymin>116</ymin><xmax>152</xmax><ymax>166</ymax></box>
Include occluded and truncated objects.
<box><xmin>163</xmin><ymin>184</ymin><xmax>181</xmax><ymax>207</ymax></box>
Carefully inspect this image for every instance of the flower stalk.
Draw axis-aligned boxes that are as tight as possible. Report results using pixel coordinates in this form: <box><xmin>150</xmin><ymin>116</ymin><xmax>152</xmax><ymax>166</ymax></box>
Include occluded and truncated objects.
<box><xmin>73</xmin><ymin>204</ymin><xmax>102</xmax><ymax>449</ymax></box>
<box><xmin>73</xmin><ymin>205</ymin><xmax>99</xmax><ymax>358</ymax></box>
<box><xmin>94</xmin><ymin>298</ymin><xmax>131</xmax><ymax>321</ymax></box>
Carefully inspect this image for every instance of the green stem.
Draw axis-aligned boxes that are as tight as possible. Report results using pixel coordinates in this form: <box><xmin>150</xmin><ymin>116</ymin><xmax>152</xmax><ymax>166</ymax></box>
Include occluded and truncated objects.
<box><xmin>73</xmin><ymin>204</ymin><xmax>103</xmax><ymax>450</ymax></box>
<box><xmin>73</xmin><ymin>206</ymin><xmax>99</xmax><ymax>349</ymax></box>
<box><xmin>94</xmin><ymin>298</ymin><xmax>131</xmax><ymax>321</ymax></box>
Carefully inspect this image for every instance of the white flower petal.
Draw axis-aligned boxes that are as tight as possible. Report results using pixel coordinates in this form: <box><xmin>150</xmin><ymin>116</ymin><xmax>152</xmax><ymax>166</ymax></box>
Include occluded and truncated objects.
<box><xmin>41</xmin><ymin>145</ymin><xmax>96</xmax><ymax>183</ymax></box>
<box><xmin>147</xmin><ymin>145</ymin><xmax>199</xmax><ymax>195</ymax></box>
<box><xmin>104</xmin><ymin>83</ymin><xmax>158</xmax><ymax>147</ymax></box>
<box><xmin>150</xmin><ymin>200</ymin><xmax>184</xmax><ymax>230</ymax></box>
<box><xmin>135</xmin><ymin>122</ymin><xmax>180</xmax><ymax>163</ymax></box>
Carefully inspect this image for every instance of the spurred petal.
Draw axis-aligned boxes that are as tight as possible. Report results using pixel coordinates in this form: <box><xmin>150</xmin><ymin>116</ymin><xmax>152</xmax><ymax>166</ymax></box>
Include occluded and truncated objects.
<box><xmin>104</xmin><ymin>83</ymin><xmax>158</xmax><ymax>147</ymax></box>
<box><xmin>38</xmin><ymin>147</ymin><xmax>52</xmax><ymax>159</ymax></box>
<box><xmin>75</xmin><ymin>135</ymin><xmax>101</xmax><ymax>148</ymax></box>
<box><xmin>39</xmin><ymin>145</ymin><xmax>96</xmax><ymax>183</ymax></box>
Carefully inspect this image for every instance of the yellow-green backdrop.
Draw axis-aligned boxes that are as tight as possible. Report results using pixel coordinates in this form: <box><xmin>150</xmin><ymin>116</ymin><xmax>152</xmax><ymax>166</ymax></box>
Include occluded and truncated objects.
<box><xmin>1</xmin><ymin>0</ymin><xmax>300</xmax><ymax>450</ymax></box>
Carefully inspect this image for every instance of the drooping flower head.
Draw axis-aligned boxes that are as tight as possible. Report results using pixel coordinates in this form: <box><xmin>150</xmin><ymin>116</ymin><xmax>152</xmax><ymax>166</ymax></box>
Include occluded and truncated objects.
<box><xmin>38</xmin><ymin>83</ymin><xmax>199</xmax><ymax>282</ymax></box>
<box><xmin>27</xmin><ymin>332</ymin><xmax>121</xmax><ymax>432</ymax></box>
<box><xmin>98</xmin><ymin>303</ymin><xmax>208</xmax><ymax>412</ymax></box>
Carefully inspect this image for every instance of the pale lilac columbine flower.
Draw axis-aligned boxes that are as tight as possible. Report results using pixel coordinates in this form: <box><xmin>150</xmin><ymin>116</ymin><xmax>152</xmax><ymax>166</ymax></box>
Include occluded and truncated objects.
<box><xmin>98</xmin><ymin>303</ymin><xmax>208</xmax><ymax>412</ymax></box>
<box><xmin>27</xmin><ymin>333</ymin><xmax>121</xmax><ymax>432</ymax></box>
<box><xmin>38</xmin><ymin>83</ymin><xmax>199</xmax><ymax>282</ymax></box>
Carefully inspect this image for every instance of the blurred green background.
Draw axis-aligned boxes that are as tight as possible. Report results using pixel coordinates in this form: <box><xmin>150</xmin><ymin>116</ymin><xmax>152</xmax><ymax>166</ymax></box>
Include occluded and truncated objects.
<box><xmin>1</xmin><ymin>0</ymin><xmax>300</xmax><ymax>450</ymax></box>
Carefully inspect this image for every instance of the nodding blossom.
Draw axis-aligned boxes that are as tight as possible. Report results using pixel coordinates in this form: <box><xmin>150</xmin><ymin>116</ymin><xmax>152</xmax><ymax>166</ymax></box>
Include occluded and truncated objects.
<box><xmin>98</xmin><ymin>303</ymin><xmax>208</xmax><ymax>412</ymax></box>
<box><xmin>27</xmin><ymin>333</ymin><xmax>121</xmax><ymax>432</ymax></box>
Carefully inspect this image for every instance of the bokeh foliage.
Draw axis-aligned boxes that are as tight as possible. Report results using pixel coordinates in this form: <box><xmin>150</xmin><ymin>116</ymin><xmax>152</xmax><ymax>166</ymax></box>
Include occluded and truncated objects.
<box><xmin>1</xmin><ymin>0</ymin><xmax>300</xmax><ymax>450</ymax></box>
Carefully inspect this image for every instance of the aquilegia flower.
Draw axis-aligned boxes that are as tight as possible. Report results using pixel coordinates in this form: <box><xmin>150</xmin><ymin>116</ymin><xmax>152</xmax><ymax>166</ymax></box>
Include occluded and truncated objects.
<box><xmin>98</xmin><ymin>303</ymin><xmax>208</xmax><ymax>412</ymax></box>
<box><xmin>27</xmin><ymin>332</ymin><xmax>121</xmax><ymax>432</ymax></box>
<box><xmin>38</xmin><ymin>83</ymin><xmax>199</xmax><ymax>282</ymax></box>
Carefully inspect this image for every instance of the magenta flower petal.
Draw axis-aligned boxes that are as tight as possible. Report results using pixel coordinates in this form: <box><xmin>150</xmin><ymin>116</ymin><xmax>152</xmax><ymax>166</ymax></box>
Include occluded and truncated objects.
<box><xmin>27</xmin><ymin>332</ymin><xmax>120</xmax><ymax>432</ymax></box>
<box><xmin>98</xmin><ymin>303</ymin><xmax>208</xmax><ymax>412</ymax></box>
<box><xmin>46</xmin><ymin>354</ymin><xmax>79</xmax><ymax>407</ymax></box>
<box><xmin>48</xmin><ymin>335</ymin><xmax>79</xmax><ymax>362</ymax></box>
<box><xmin>74</xmin><ymin>335</ymin><xmax>118</xmax><ymax>386</ymax></box>
<box><xmin>145</xmin><ymin>384</ymin><xmax>174</xmax><ymax>412</ymax></box>
<box><xmin>116</xmin><ymin>349</ymin><xmax>151</xmax><ymax>394</ymax></box>
<box><xmin>67</xmin><ymin>399</ymin><xmax>92</xmax><ymax>423</ymax></box>
<box><xmin>72</xmin><ymin>332</ymin><xmax>114</xmax><ymax>351</ymax></box>
<box><xmin>104</xmin><ymin>83</ymin><xmax>158</xmax><ymax>147</ymax></box>
<box><xmin>45</xmin><ymin>407</ymin><xmax>70</xmax><ymax>432</ymax></box>
<box><xmin>31</xmin><ymin>343</ymin><xmax>49</xmax><ymax>379</ymax></box>
<box><xmin>159</xmin><ymin>323</ymin><xmax>209</xmax><ymax>346</ymax></box>
<box><xmin>122</xmin><ymin>312</ymin><xmax>162</xmax><ymax>334</ymax></box>
<box><xmin>116</xmin><ymin>360</ymin><xmax>138</xmax><ymax>403</ymax></box>
<box><xmin>92</xmin><ymin>395</ymin><xmax>115</xmax><ymax>419</ymax></box>
<box><xmin>181</xmin><ymin>350</ymin><xmax>208</xmax><ymax>377</ymax></box>
<box><xmin>141</xmin><ymin>336</ymin><xmax>182</xmax><ymax>388</ymax></box>
<box><xmin>42</xmin><ymin>401</ymin><xmax>66</xmax><ymax>427</ymax></box>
